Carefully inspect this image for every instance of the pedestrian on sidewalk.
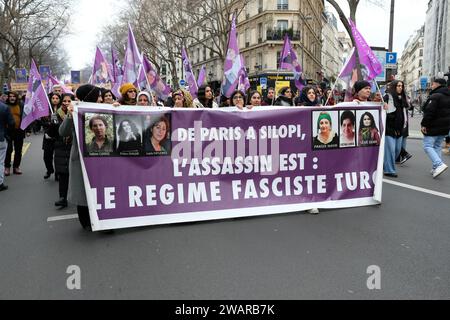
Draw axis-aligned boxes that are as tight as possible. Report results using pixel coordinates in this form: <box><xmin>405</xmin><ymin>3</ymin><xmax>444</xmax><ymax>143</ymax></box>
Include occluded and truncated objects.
<box><xmin>0</xmin><ymin>100</ymin><xmax>15</xmax><ymax>191</ymax></box>
<box><xmin>420</xmin><ymin>77</ymin><xmax>450</xmax><ymax>178</ymax></box>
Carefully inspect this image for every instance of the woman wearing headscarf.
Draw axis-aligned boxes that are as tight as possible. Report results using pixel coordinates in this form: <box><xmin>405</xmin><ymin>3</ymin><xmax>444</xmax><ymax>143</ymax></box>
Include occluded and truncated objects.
<box><xmin>295</xmin><ymin>86</ymin><xmax>320</xmax><ymax>106</ymax></box>
<box><xmin>137</xmin><ymin>91</ymin><xmax>151</xmax><ymax>106</ymax></box>
<box><xmin>274</xmin><ymin>87</ymin><xmax>294</xmax><ymax>106</ymax></box>
<box><xmin>313</xmin><ymin>111</ymin><xmax>339</xmax><ymax>147</ymax></box>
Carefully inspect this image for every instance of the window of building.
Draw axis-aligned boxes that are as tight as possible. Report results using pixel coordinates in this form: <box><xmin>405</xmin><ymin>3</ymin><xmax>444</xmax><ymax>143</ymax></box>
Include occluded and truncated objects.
<box><xmin>258</xmin><ymin>0</ymin><xmax>263</xmax><ymax>13</ymax></box>
<box><xmin>277</xmin><ymin>0</ymin><xmax>288</xmax><ymax>10</ymax></box>
<box><xmin>245</xmin><ymin>28</ymin><xmax>250</xmax><ymax>47</ymax></box>
<box><xmin>258</xmin><ymin>23</ymin><xmax>263</xmax><ymax>42</ymax></box>
<box><xmin>277</xmin><ymin>20</ymin><xmax>288</xmax><ymax>31</ymax></box>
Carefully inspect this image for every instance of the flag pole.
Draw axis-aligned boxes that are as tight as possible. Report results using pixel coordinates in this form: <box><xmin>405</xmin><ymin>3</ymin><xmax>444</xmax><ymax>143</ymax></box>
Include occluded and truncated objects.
<box><xmin>324</xmin><ymin>78</ymin><xmax>339</xmax><ymax>107</ymax></box>
<box><xmin>273</xmin><ymin>34</ymin><xmax>287</xmax><ymax>106</ymax></box>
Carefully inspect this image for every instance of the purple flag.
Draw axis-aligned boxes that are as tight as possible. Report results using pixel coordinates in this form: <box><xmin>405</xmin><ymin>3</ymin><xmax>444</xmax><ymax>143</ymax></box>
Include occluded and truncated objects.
<box><xmin>21</xmin><ymin>60</ymin><xmax>51</xmax><ymax>130</ymax></box>
<box><xmin>349</xmin><ymin>19</ymin><xmax>383</xmax><ymax>81</ymax></box>
<box><xmin>182</xmin><ymin>48</ymin><xmax>199</xmax><ymax>99</ymax></box>
<box><xmin>142</xmin><ymin>55</ymin><xmax>172</xmax><ymax>101</ymax></box>
<box><xmin>197</xmin><ymin>65</ymin><xmax>206</xmax><ymax>88</ymax></box>
<box><xmin>280</xmin><ymin>35</ymin><xmax>305</xmax><ymax>92</ymax></box>
<box><xmin>122</xmin><ymin>24</ymin><xmax>143</xmax><ymax>86</ymax></box>
<box><xmin>90</xmin><ymin>46</ymin><xmax>113</xmax><ymax>86</ymax></box>
<box><xmin>237</xmin><ymin>55</ymin><xmax>250</xmax><ymax>93</ymax></box>
<box><xmin>220</xmin><ymin>14</ymin><xmax>243</xmax><ymax>98</ymax></box>
<box><xmin>337</xmin><ymin>48</ymin><xmax>359</xmax><ymax>101</ymax></box>
<box><xmin>111</xmin><ymin>46</ymin><xmax>123</xmax><ymax>83</ymax></box>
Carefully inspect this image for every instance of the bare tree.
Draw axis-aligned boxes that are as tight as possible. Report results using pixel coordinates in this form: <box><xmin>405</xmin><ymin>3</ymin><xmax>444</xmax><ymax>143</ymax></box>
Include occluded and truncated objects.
<box><xmin>326</xmin><ymin>0</ymin><xmax>386</xmax><ymax>80</ymax></box>
<box><xmin>0</xmin><ymin>0</ymin><xmax>71</xmax><ymax>84</ymax></box>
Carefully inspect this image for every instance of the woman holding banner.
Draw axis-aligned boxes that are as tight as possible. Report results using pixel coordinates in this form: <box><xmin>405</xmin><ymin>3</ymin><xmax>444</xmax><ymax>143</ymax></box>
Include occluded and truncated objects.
<box><xmin>118</xmin><ymin>83</ymin><xmax>138</xmax><ymax>106</ymax></box>
<box><xmin>173</xmin><ymin>89</ymin><xmax>194</xmax><ymax>108</ymax></box>
<box><xmin>246</xmin><ymin>90</ymin><xmax>262</xmax><ymax>109</ymax></box>
<box><xmin>59</xmin><ymin>84</ymin><xmax>103</xmax><ymax>231</ymax></box>
<box><xmin>230</xmin><ymin>90</ymin><xmax>246</xmax><ymax>110</ymax></box>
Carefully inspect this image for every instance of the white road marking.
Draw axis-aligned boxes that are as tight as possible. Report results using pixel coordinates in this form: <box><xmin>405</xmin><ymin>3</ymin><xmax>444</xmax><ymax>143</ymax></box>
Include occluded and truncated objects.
<box><xmin>384</xmin><ymin>179</ymin><xmax>450</xmax><ymax>200</ymax></box>
<box><xmin>47</xmin><ymin>214</ymin><xmax>78</xmax><ymax>222</ymax></box>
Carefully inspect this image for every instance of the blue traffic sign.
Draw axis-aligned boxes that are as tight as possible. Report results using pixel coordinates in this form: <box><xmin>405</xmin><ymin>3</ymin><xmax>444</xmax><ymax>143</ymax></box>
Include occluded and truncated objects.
<box><xmin>420</xmin><ymin>77</ymin><xmax>428</xmax><ymax>90</ymax></box>
<box><xmin>386</xmin><ymin>52</ymin><xmax>397</xmax><ymax>64</ymax></box>
<box><xmin>179</xmin><ymin>79</ymin><xmax>186</xmax><ymax>87</ymax></box>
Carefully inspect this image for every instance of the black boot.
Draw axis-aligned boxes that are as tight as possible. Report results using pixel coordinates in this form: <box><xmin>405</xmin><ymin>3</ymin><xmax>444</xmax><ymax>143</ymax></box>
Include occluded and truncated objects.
<box><xmin>44</xmin><ymin>171</ymin><xmax>53</xmax><ymax>179</ymax></box>
<box><xmin>55</xmin><ymin>197</ymin><xmax>68</xmax><ymax>208</ymax></box>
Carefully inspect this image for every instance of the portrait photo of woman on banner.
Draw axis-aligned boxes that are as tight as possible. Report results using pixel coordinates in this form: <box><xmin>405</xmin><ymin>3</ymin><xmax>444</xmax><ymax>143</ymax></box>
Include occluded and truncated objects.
<box><xmin>357</xmin><ymin>110</ymin><xmax>381</xmax><ymax>147</ymax></box>
<box><xmin>143</xmin><ymin>114</ymin><xmax>171</xmax><ymax>156</ymax></box>
<box><xmin>312</xmin><ymin>111</ymin><xmax>339</xmax><ymax>150</ymax></box>
<box><xmin>339</xmin><ymin>110</ymin><xmax>356</xmax><ymax>148</ymax></box>
<box><xmin>115</xmin><ymin>116</ymin><xmax>143</xmax><ymax>156</ymax></box>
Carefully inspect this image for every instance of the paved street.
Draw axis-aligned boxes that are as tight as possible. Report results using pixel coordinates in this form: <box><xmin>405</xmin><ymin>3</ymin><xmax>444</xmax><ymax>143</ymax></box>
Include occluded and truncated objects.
<box><xmin>0</xmin><ymin>120</ymin><xmax>449</xmax><ymax>300</ymax></box>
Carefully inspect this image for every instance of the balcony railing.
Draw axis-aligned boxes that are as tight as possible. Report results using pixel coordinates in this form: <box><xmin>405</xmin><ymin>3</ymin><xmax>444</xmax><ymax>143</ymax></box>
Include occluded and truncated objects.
<box><xmin>266</xmin><ymin>28</ymin><xmax>300</xmax><ymax>41</ymax></box>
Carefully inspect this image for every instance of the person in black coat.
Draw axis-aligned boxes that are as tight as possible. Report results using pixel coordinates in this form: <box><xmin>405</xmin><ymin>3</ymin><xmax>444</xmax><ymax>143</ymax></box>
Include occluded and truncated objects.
<box><xmin>420</xmin><ymin>77</ymin><xmax>450</xmax><ymax>178</ymax></box>
<box><xmin>42</xmin><ymin>93</ymin><xmax>61</xmax><ymax>179</ymax></box>
<box><xmin>48</xmin><ymin>93</ymin><xmax>74</xmax><ymax>208</ymax></box>
<box><xmin>295</xmin><ymin>86</ymin><xmax>320</xmax><ymax>106</ymax></box>
<box><xmin>383</xmin><ymin>80</ymin><xmax>409</xmax><ymax>177</ymax></box>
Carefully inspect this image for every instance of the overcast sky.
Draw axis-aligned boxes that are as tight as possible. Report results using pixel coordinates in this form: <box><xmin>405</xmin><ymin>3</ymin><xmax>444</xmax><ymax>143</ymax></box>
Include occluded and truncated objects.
<box><xmin>65</xmin><ymin>0</ymin><xmax>429</xmax><ymax>71</ymax></box>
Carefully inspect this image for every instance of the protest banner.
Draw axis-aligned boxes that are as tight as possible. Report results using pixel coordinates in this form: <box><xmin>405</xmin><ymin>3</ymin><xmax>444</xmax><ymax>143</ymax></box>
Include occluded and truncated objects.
<box><xmin>73</xmin><ymin>103</ymin><xmax>385</xmax><ymax>231</ymax></box>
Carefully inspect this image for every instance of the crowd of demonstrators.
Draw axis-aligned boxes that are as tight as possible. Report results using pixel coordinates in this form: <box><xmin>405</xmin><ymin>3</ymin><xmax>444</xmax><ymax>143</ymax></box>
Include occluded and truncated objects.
<box><xmin>2</xmin><ymin>70</ymin><xmax>449</xmax><ymax>226</ymax></box>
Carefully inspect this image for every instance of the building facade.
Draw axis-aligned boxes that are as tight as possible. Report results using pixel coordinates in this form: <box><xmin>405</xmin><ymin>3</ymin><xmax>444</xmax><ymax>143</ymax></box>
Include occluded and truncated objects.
<box><xmin>321</xmin><ymin>8</ymin><xmax>346</xmax><ymax>83</ymax></box>
<box><xmin>398</xmin><ymin>25</ymin><xmax>425</xmax><ymax>98</ymax></box>
<box><xmin>172</xmin><ymin>0</ymin><xmax>325</xmax><ymax>94</ymax></box>
<box><xmin>423</xmin><ymin>0</ymin><xmax>450</xmax><ymax>78</ymax></box>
